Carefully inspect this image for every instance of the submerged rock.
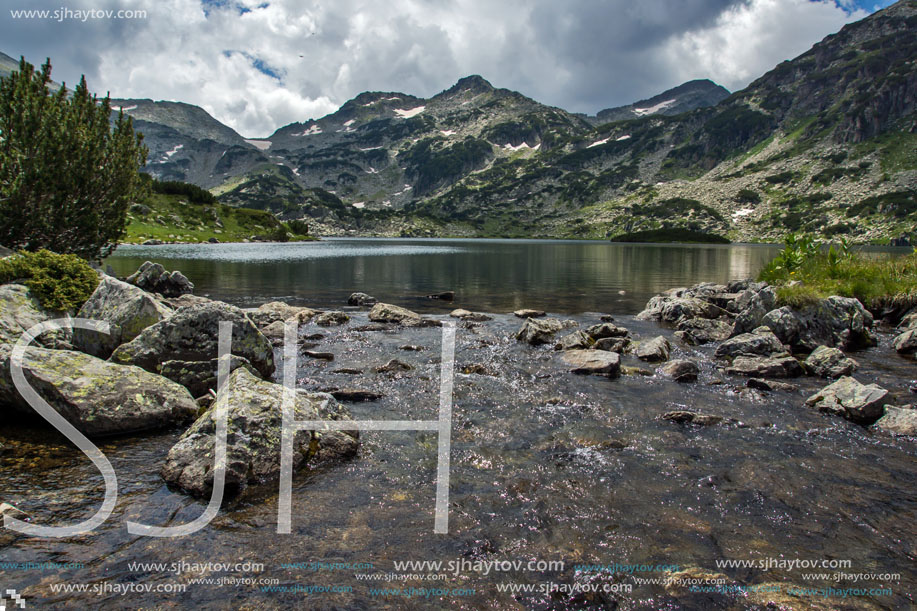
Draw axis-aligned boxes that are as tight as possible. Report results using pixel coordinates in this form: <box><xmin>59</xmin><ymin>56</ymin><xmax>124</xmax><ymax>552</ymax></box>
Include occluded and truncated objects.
<box><xmin>375</xmin><ymin>358</ymin><xmax>413</xmax><ymax>373</ymax></box>
<box><xmin>658</xmin><ymin>360</ymin><xmax>700</xmax><ymax>382</ymax></box>
<box><xmin>661</xmin><ymin>411</ymin><xmax>723</xmax><ymax>426</ymax></box>
<box><xmin>329</xmin><ymin>389</ymin><xmax>383</xmax><ymax>402</ymax></box>
<box><xmin>161</xmin><ymin>368</ymin><xmax>358</xmax><ymax>498</ymax></box>
<box><xmin>515</xmin><ymin>317</ymin><xmax>565</xmax><ymax>345</ymax></box>
<box><xmin>3</xmin><ymin>347</ymin><xmax>197</xmax><ymax>436</ymax></box>
<box><xmin>369</xmin><ymin>303</ymin><xmax>438</xmax><ymax>327</ymax></box>
<box><xmin>110</xmin><ymin>301</ymin><xmax>275</xmax><ymax>384</ymax></box>
<box><xmin>804</xmin><ymin>345</ymin><xmax>858</xmax><ymax>378</ymax></box>
<box><xmin>73</xmin><ymin>276</ymin><xmax>172</xmax><ymax>358</ymax></box>
<box><xmin>561</xmin><ymin>350</ymin><xmax>620</xmax><ymax>376</ymax></box>
<box><xmin>635</xmin><ymin>336</ymin><xmax>671</xmax><ymax>362</ymax></box>
<box><xmin>805</xmin><ymin>376</ymin><xmax>889</xmax><ymax>424</ymax></box>
<box><xmin>347</xmin><ymin>292</ymin><xmax>377</xmax><ymax>306</ymax></box>
<box><xmin>871</xmin><ymin>406</ymin><xmax>917</xmax><ymax>436</ymax></box>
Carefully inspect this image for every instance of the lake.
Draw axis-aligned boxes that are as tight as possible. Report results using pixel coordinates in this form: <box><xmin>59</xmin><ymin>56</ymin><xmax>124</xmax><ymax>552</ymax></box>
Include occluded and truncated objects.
<box><xmin>105</xmin><ymin>239</ymin><xmax>784</xmax><ymax>314</ymax></box>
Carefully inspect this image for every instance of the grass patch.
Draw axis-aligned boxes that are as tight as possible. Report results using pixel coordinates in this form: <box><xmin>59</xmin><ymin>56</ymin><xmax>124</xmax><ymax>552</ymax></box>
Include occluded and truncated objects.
<box><xmin>759</xmin><ymin>235</ymin><xmax>917</xmax><ymax>307</ymax></box>
<box><xmin>0</xmin><ymin>249</ymin><xmax>99</xmax><ymax>311</ymax></box>
<box><xmin>610</xmin><ymin>228</ymin><xmax>730</xmax><ymax>244</ymax></box>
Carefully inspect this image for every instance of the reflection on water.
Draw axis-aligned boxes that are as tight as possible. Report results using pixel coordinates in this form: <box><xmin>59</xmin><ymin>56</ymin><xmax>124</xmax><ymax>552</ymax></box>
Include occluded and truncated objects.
<box><xmin>106</xmin><ymin>239</ymin><xmax>783</xmax><ymax>314</ymax></box>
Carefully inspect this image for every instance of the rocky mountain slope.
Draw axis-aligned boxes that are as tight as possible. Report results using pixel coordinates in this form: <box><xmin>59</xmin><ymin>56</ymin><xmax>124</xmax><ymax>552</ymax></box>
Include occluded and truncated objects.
<box><xmin>10</xmin><ymin>0</ymin><xmax>912</xmax><ymax>243</ymax></box>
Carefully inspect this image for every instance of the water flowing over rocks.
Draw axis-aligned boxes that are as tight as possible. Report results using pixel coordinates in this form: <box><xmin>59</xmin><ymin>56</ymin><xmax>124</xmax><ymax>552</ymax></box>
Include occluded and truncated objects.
<box><xmin>2</xmin><ymin>347</ymin><xmax>197</xmax><ymax>436</ymax></box>
<box><xmin>126</xmin><ymin>261</ymin><xmax>194</xmax><ymax>297</ymax></box>
<box><xmin>110</xmin><ymin>301</ymin><xmax>275</xmax><ymax>388</ymax></box>
<box><xmin>72</xmin><ymin>276</ymin><xmax>172</xmax><ymax>358</ymax></box>
<box><xmin>161</xmin><ymin>368</ymin><xmax>358</xmax><ymax>498</ymax></box>
<box><xmin>805</xmin><ymin>376</ymin><xmax>889</xmax><ymax>425</ymax></box>
<box><xmin>804</xmin><ymin>345</ymin><xmax>858</xmax><ymax>378</ymax></box>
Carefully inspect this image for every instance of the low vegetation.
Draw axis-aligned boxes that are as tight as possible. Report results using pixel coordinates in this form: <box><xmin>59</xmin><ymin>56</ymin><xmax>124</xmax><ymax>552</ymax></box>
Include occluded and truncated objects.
<box><xmin>759</xmin><ymin>233</ymin><xmax>917</xmax><ymax>307</ymax></box>
<box><xmin>0</xmin><ymin>249</ymin><xmax>99</xmax><ymax>311</ymax></box>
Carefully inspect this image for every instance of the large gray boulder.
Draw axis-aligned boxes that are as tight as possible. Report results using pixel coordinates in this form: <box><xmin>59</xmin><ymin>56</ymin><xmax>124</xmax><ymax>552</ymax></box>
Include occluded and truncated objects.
<box><xmin>348</xmin><ymin>292</ymin><xmax>377</xmax><ymax>306</ymax></box>
<box><xmin>110</xmin><ymin>302</ymin><xmax>275</xmax><ymax>385</ymax></box>
<box><xmin>871</xmin><ymin>406</ymin><xmax>917</xmax><ymax>436</ymax></box>
<box><xmin>515</xmin><ymin>317</ymin><xmax>565</xmax><ymax>345</ymax></box>
<box><xmin>804</xmin><ymin>346</ymin><xmax>858</xmax><ymax>378</ymax></box>
<box><xmin>635</xmin><ymin>336</ymin><xmax>671</xmax><ymax>362</ymax></box>
<box><xmin>2</xmin><ymin>347</ymin><xmax>197</xmax><ymax>436</ymax></box>
<box><xmin>126</xmin><ymin>261</ymin><xmax>194</xmax><ymax>297</ymax></box>
<box><xmin>368</xmin><ymin>303</ymin><xmax>438</xmax><ymax>327</ymax></box>
<box><xmin>731</xmin><ymin>286</ymin><xmax>777</xmax><ymax>335</ymax></box>
<box><xmin>658</xmin><ymin>359</ymin><xmax>700</xmax><ymax>383</ymax></box>
<box><xmin>554</xmin><ymin>330</ymin><xmax>594</xmax><ymax>351</ymax></box>
<box><xmin>675</xmin><ymin>317</ymin><xmax>733</xmax><ymax>345</ymax></box>
<box><xmin>159</xmin><ymin>356</ymin><xmax>257</xmax><ymax>398</ymax></box>
<box><xmin>72</xmin><ymin>276</ymin><xmax>172</xmax><ymax>358</ymax></box>
<box><xmin>805</xmin><ymin>376</ymin><xmax>889</xmax><ymax>425</ymax></box>
<box><xmin>561</xmin><ymin>350</ymin><xmax>621</xmax><ymax>376</ymax></box>
<box><xmin>161</xmin><ymin>368</ymin><xmax>358</xmax><ymax>498</ymax></box>
<box><xmin>0</xmin><ymin>284</ymin><xmax>69</xmax><ymax>351</ymax></box>
<box><xmin>714</xmin><ymin>327</ymin><xmax>786</xmax><ymax>359</ymax></box>
<box><xmin>893</xmin><ymin>329</ymin><xmax>917</xmax><ymax>354</ymax></box>
<box><xmin>761</xmin><ymin>297</ymin><xmax>874</xmax><ymax>353</ymax></box>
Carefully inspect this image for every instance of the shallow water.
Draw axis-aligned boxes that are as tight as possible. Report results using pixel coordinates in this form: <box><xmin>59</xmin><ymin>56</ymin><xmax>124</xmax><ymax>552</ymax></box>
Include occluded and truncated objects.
<box><xmin>2</xmin><ymin>309</ymin><xmax>915</xmax><ymax>609</ymax></box>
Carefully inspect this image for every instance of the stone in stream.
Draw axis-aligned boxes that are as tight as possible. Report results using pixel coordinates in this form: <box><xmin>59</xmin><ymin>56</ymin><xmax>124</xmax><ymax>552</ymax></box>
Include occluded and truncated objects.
<box><xmin>246</xmin><ymin>301</ymin><xmax>316</xmax><ymax>328</ymax></box>
<box><xmin>426</xmin><ymin>291</ymin><xmax>455</xmax><ymax>301</ymax></box>
<box><xmin>747</xmin><ymin>378</ymin><xmax>798</xmax><ymax>393</ymax></box>
<box><xmin>461</xmin><ymin>363</ymin><xmax>495</xmax><ymax>376</ymax></box>
<box><xmin>658</xmin><ymin>359</ymin><xmax>700</xmax><ymax>383</ymax></box>
<box><xmin>1</xmin><ymin>347</ymin><xmax>198</xmax><ymax>436</ymax></box>
<box><xmin>594</xmin><ymin>337</ymin><xmax>631</xmax><ymax>353</ymax></box>
<box><xmin>730</xmin><ymin>286</ymin><xmax>777</xmax><ymax>335</ymax></box>
<box><xmin>515</xmin><ymin>317</ymin><xmax>565</xmax><ymax>345</ymax></box>
<box><xmin>126</xmin><ymin>261</ymin><xmax>194</xmax><ymax>297</ymax></box>
<box><xmin>871</xmin><ymin>406</ymin><xmax>917</xmax><ymax>436</ymax></box>
<box><xmin>584</xmin><ymin>323</ymin><xmax>629</xmax><ymax>340</ymax></box>
<box><xmin>314</xmin><ymin>311</ymin><xmax>350</xmax><ymax>326</ymax></box>
<box><xmin>675</xmin><ymin>317</ymin><xmax>733</xmax><ymax>345</ymax></box>
<box><xmin>368</xmin><ymin>303</ymin><xmax>439</xmax><ymax>327</ymax></box>
<box><xmin>513</xmin><ymin>309</ymin><xmax>546</xmax><ymax>318</ymax></box>
<box><xmin>893</xmin><ymin>329</ymin><xmax>917</xmax><ymax>354</ymax></box>
<box><xmin>72</xmin><ymin>275</ymin><xmax>172</xmax><ymax>359</ymax></box>
<box><xmin>303</xmin><ymin>350</ymin><xmax>334</xmax><ymax>361</ymax></box>
<box><xmin>449</xmin><ymin>309</ymin><xmax>492</xmax><ymax>322</ymax></box>
<box><xmin>161</xmin><ymin>368</ymin><xmax>358</xmax><ymax>498</ymax></box>
<box><xmin>110</xmin><ymin>301</ymin><xmax>275</xmax><ymax>386</ymax></box>
<box><xmin>803</xmin><ymin>346</ymin><xmax>858</xmax><ymax>378</ymax></box>
<box><xmin>726</xmin><ymin>355</ymin><xmax>803</xmax><ymax>378</ymax></box>
<box><xmin>635</xmin><ymin>336</ymin><xmax>671</xmax><ymax>362</ymax></box>
<box><xmin>554</xmin><ymin>330</ymin><xmax>594</xmax><ymax>351</ymax></box>
<box><xmin>347</xmin><ymin>292</ymin><xmax>377</xmax><ymax>306</ymax></box>
<box><xmin>329</xmin><ymin>389</ymin><xmax>383</xmax><ymax>402</ymax></box>
<box><xmin>805</xmin><ymin>376</ymin><xmax>889</xmax><ymax>425</ymax></box>
<box><xmin>561</xmin><ymin>350</ymin><xmax>621</xmax><ymax>376</ymax></box>
<box><xmin>714</xmin><ymin>327</ymin><xmax>786</xmax><ymax>359</ymax></box>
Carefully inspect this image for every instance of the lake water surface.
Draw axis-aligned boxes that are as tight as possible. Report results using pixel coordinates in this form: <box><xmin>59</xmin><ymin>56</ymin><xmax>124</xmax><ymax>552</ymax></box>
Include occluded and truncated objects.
<box><xmin>105</xmin><ymin>239</ymin><xmax>784</xmax><ymax>314</ymax></box>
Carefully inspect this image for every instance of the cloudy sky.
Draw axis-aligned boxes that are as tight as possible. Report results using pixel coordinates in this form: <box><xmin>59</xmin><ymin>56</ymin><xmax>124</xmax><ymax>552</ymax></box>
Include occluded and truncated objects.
<box><xmin>0</xmin><ymin>0</ymin><xmax>897</xmax><ymax>137</ymax></box>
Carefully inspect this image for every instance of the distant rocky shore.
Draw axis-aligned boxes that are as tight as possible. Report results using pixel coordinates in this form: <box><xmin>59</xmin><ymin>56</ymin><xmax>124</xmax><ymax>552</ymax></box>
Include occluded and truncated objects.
<box><xmin>1</xmin><ymin>260</ymin><xmax>915</xmax><ymax>525</ymax></box>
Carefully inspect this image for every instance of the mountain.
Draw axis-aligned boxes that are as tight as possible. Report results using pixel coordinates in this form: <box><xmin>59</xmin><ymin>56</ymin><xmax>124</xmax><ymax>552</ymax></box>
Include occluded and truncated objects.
<box><xmin>587</xmin><ymin>79</ymin><xmax>730</xmax><ymax>124</ymax></box>
<box><xmin>4</xmin><ymin>1</ymin><xmax>914</xmax><ymax>243</ymax></box>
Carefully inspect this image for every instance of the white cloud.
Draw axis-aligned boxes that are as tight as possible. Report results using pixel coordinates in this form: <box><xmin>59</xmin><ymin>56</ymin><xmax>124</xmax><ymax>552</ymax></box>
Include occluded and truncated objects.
<box><xmin>2</xmin><ymin>0</ymin><xmax>882</xmax><ymax>137</ymax></box>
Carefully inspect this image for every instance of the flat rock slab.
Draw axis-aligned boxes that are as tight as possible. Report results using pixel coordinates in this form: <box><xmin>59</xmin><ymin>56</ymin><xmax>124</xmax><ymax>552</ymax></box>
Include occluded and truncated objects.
<box><xmin>514</xmin><ymin>309</ymin><xmax>546</xmax><ymax>318</ymax></box>
<box><xmin>726</xmin><ymin>355</ymin><xmax>802</xmax><ymax>378</ymax></box>
<box><xmin>871</xmin><ymin>406</ymin><xmax>917</xmax><ymax>436</ymax></box>
<box><xmin>561</xmin><ymin>350</ymin><xmax>621</xmax><ymax>376</ymax></box>
<box><xmin>806</xmin><ymin>376</ymin><xmax>889</xmax><ymax>425</ymax></box>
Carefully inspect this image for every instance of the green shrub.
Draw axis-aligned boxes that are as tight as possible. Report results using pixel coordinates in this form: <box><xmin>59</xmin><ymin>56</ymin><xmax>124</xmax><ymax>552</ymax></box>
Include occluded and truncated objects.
<box><xmin>0</xmin><ymin>249</ymin><xmax>99</xmax><ymax>311</ymax></box>
<box><xmin>286</xmin><ymin>219</ymin><xmax>310</xmax><ymax>235</ymax></box>
<box><xmin>150</xmin><ymin>178</ymin><xmax>217</xmax><ymax>205</ymax></box>
<box><xmin>736</xmin><ymin>189</ymin><xmax>761</xmax><ymax>204</ymax></box>
<box><xmin>764</xmin><ymin>171</ymin><xmax>795</xmax><ymax>184</ymax></box>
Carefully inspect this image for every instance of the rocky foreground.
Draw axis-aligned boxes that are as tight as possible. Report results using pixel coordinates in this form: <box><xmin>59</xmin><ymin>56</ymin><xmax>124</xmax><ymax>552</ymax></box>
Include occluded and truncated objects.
<box><xmin>1</xmin><ymin>263</ymin><xmax>915</xmax><ymax>512</ymax></box>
